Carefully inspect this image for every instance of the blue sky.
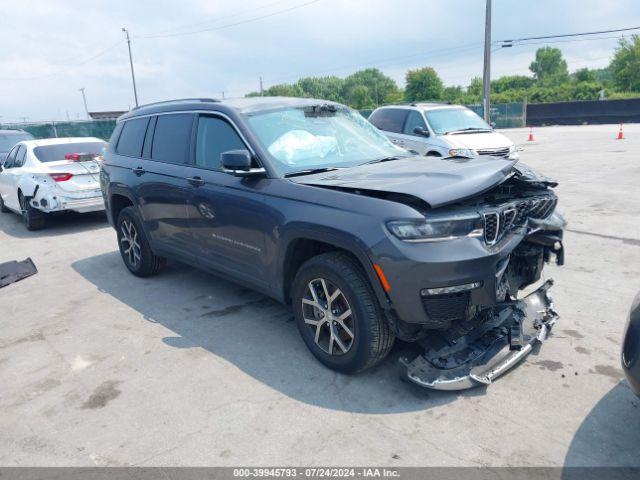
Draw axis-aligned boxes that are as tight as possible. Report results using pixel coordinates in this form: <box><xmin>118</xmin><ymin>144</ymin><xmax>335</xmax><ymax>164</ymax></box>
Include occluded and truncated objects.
<box><xmin>1</xmin><ymin>0</ymin><xmax>639</xmax><ymax>122</ymax></box>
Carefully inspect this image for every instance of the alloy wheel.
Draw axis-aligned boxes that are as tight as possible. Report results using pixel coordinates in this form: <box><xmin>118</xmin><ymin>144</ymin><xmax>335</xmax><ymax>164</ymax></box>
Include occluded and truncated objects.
<box><xmin>302</xmin><ymin>278</ymin><xmax>355</xmax><ymax>355</ymax></box>
<box><xmin>120</xmin><ymin>219</ymin><xmax>142</xmax><ymax>268</ymax></box>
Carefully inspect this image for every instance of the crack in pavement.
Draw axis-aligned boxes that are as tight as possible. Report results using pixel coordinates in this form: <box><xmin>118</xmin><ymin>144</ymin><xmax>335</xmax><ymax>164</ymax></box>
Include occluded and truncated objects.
<box><xmin>566</xmin><ymin>228</ymin><xmax>640</xmax><ymax>247</ymax></box>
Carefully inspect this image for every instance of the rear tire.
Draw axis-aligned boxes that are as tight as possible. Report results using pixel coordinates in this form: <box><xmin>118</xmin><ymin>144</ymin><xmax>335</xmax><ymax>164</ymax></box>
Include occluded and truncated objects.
<box><xmin>19</xmin><ymin>193</ymin><xmax>46</xmax><ymax>230</ymax></box>
<box><xmin>116</xmin><ymin>206</ymin><xmax>166</xmax><ymax>277</ymax></box>
<box><xmin>292</xmin><ymin>252</ymin><xmax>395</xmax><ymax>374</ymax></box>
<box><xmin>0</xmin><ymin>195</ymin><xmax>9</xmax><ymax>213</ymax></box>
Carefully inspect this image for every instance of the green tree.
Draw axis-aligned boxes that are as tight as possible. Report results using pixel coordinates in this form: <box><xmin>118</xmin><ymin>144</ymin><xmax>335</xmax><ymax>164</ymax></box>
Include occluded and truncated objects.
<box><xmin>610</xmin><ymin>35</ymin><xmax>640</xmax><ymax>91</ymax></box>
<box><xmin>529</xmin><ymin>47</ymin><xmax>569</xmax><ymax>84</ymax></box>
<box><xmin>264</xmin><ymin>83</ymin><xmax>303</xmax><ymax>97</ymax></box>
<box><xmin>466</xmin><ymin>76</ymin><xmax>483</xmax><ymax>97</ymax></box>
<box><xmin>529</xmin><ymin>47</ymin><xmax>569</xmax><ymax>85</ymax></box>
<box><xmin>572</xmin><ymin>68</ymin><xmax>597</xmax><ymax>83</ymax></box>
<box><xmin>492</xmin><ymin>75</ymin><xmax>534</xmax><ymax>93</ymax></box>
<box><xmin>572</xmin><ymin>81</ymin><xmax>605</xmax><ymax>100</ymax></box>
<box><xmin>296</xmin><ymin>76</ymin><xmax>345</xmax><ymax>102</ymax></box>
<box><xmin>404</xmin><ymin>67</ymin><xmax>443</xmax><ymax>102</ymax></box>
<box><xmin>442</xmin><ymin>85</ymin><xmax>463</xmax><ymax>103</ymax></box>
<box><xmin>343</xmin><ymin>85</ymin><xmax>374</xmax><ymax>109</ymax></box>
<box><xmin>342</xmin><ymin>68</ymin><xmax>401</xmax><ymax>107</ymax></box>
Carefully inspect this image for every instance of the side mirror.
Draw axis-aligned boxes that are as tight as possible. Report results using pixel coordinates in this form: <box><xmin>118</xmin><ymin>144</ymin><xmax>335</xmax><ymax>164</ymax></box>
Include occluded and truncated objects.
<box><xmin>221</xmin><ymin>149</ymin><xmax>266</xmax><ymax>178</ymax></box>
<box><xmin>490</xmin><ymin>121</ymin><xmax>496</xmax><ymax>129</ymax></box>
<box><xmin>413</xmin><ymin>126</ymin><xmax>430</xmax><ymax>137</ymax></box>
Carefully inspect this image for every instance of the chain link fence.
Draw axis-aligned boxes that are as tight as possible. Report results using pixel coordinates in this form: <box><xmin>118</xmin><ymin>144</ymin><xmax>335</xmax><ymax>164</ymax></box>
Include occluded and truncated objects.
<box><xmin>466</xmin><ymin>102</ymin><xmax>526</xmax><ymax>129</ymax></box>
<box><xmin>1</xmin><ymin>120</ymin><xmax>117</xmax><ymax>141</ymax></box>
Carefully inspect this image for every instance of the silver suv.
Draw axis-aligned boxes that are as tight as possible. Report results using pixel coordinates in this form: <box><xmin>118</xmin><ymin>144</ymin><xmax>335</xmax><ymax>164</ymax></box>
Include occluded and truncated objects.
<box><xmin>369</xmin><ymin>103</ymin><xmax>518</xmax><ymax>160</ymax></box>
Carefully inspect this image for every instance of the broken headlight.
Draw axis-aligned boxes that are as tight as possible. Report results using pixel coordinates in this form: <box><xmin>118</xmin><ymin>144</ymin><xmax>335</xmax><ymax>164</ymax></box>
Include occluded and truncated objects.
<box><xmin>387</xmin><ymin>215</ymin><xmax>483</xmax><ymax>242</ymax></box>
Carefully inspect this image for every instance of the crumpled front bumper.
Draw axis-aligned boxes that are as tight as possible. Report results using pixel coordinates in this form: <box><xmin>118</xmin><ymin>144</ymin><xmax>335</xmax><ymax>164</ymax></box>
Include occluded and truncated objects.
<box><xmin>400</xmin><ymin>280</ymin><xmax>558</xmax><ymax>390</ymax></box>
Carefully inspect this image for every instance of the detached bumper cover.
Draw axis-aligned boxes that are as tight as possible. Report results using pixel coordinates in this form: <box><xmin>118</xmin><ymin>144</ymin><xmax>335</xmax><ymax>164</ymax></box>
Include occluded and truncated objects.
<box><xmin>31</xmin><ymin>189</ymin><xmax>105</xmax><ymax>213</ymax></box>
<box><xmin>401</xmin><ymin>280</ymin><xmax>558</xmax><ymax>390</ymax></box>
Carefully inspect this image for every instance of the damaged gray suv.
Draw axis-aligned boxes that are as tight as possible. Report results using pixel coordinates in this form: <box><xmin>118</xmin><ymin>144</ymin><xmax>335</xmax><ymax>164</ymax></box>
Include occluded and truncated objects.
<box><xmin>101</xmin><ymin>97</ymin><xmax>565</xmax><ymax>390</ymax></box>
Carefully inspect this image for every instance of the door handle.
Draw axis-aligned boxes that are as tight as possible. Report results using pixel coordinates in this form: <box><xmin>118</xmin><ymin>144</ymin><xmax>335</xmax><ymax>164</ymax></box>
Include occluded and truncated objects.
<box><xmin>133</xmin><ymin>167</ymin><xmax>146</xmax><ymax>176</ymax></box>
<box><xmin>186</xmin><ymin>176</ymin><xmax>205</xmax><ymax>187</ymax></box>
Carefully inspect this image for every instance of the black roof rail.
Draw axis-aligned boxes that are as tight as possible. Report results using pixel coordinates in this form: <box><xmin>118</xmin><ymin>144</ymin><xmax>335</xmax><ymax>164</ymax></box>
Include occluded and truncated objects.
<box><xmin>132</xmin><ymin>98</ymin><xmax>221</xmax><ymax>111</ymax></box>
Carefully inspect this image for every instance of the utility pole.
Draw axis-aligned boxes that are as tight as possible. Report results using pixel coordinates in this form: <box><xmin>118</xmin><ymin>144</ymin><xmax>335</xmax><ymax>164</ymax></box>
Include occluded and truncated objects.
<box><xmin>259</xmin><ymin>76</ymin><xmax>264</xmax><ymax>96</ymax></box>
<box><xmin>79</xmin><ymin>87</ymin><xmax>89</xmax><ymax>120</ymax></box>
<box><xmin>374</xmin><ymin>80</ymin><xmax>379</xmax><ymax>107</ymax></box>
<box><xmin>122</xmin><ymin>27</ymin><xmax>139</xmax><ymax>107</ymax></box>
<box><xmin>482</xmin><ymin>0</ymin><xmax>492</xmax><ymax>123</ymax></box>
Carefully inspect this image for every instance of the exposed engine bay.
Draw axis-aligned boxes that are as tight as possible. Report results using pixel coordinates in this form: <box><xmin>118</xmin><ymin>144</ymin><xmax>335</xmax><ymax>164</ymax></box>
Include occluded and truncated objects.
<box><xmin>398</xmin><ymin>166</ymin><xmax>565</xmax><ymax>390</ymax></box>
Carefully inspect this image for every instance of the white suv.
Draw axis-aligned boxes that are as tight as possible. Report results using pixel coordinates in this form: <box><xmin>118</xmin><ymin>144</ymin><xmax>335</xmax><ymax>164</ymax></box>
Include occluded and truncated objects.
<box><xmin>368</xmin><ymin>103</ymin><xmax>518</xmax><ymax>160</ymax></box>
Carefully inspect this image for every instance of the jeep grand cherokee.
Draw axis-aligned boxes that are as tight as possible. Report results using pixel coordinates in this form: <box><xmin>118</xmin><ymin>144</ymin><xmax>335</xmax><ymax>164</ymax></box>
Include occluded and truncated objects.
<box><xmin>100</xmin><ymin>97</ymin><xmax>565</xmax><ymax>390</ymax></box>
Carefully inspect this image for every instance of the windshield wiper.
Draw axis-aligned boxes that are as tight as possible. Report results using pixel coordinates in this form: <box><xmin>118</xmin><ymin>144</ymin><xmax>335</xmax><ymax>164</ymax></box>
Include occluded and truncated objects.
<box><xmin>360</xmin><ymin>156</ymin><xmax>408</xmax><ymax>166</ymax></box>
<box><xmin>284</xmin><ymin>167</ymin><xmax>340</xmax><ymax>178</ymax></box>
<box><xmin>443</xmin><ymin>127</ymin><xmax>492</xmax><ymax>135</ymax></box>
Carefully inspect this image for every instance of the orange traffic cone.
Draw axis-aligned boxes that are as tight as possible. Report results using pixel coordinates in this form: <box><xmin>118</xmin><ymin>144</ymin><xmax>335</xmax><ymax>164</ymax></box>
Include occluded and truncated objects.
<box><xmin>527</xmin><ymin>127</ymin><xmax>534</xmax><ymax>142</ymax></box>
<box><xmin>617</xmin><ymin>123</ymin><xmax>624</xmax><ymax>140</ymax></box>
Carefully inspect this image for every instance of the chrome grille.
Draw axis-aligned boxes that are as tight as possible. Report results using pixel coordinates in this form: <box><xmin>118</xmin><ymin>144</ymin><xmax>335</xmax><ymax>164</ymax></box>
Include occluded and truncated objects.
<box><xmin>477</xmin><ymin>147</ymin><xmax>511</xmax><ymax>157</ymax></box>
<box><xmin>482</xmin><ymin>195</ymin><xmax>556</xmax><ymax>245</ymax></box>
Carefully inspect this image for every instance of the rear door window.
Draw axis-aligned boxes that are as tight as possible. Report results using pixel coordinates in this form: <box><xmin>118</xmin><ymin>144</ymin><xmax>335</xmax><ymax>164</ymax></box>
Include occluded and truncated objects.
<box><xmin>15</xmin><ymin>145</ymin><xmax>27</xmax><ymax>167</ymax></box>
<box><xmin>403</xmin><ymin>110</ymin><xmax>427</xmax><ymax>136</ymax></box>
<box><xmin>368</xmin><ymin>108</ymin><xmax>408</xmax><ymax>133</ymax></box>
<box><xmin>195</xmin><ymin>116</ymin><xmax>246</xmax><ymax>171</ymax></box>
<box><xmin>116</xmin><ymin>117</ymin><xmax>149</xmax><ymax>157</ymax></box>
<box><xmin>151</xmin><ymin>114</ymin><xmax>194</xmax><ymax>164</ymax></box>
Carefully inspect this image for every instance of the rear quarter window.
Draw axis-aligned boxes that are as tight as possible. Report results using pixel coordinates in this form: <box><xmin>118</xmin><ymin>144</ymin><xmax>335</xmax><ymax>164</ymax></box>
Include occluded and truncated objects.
<box><xmin>368</xmin><ymin>108</ymin><xmax>408</xmax><ymax>134</ymax></box>
<box><xmin>116</xmin><ymin>117</ymin><xmax>149</xmax><ymax>157</ymax></box>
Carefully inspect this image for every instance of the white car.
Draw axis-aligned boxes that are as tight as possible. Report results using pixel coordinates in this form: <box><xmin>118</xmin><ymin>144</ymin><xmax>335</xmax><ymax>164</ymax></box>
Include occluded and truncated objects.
<box><xmin>368</xmin><ymin>103</ymin><xmax>518</xmax><ymax>160</ymax></box>
<box><xmin>0</xmin><ymin>137</ymin><xmax>106</xmax><ymax>230</ymax></box>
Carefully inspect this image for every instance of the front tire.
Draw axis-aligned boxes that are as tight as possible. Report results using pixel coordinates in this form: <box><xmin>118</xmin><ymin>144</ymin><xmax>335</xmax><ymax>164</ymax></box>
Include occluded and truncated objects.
<box><xmin>19</xmin><ymin>193</ymin><xmax>46</xmax><ymax>230</ymax></box>
<box><xmin>116</xmin><ymin>206</ymin><xmax>165</xmax><ymax>277</ymax></box>
<box><xmin>292</xmin><ymin>252</ymin><xmax>395</xmax><ymax>374</ymax></box>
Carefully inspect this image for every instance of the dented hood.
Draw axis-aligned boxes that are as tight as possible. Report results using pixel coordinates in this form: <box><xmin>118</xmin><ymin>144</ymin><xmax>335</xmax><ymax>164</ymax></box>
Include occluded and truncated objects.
<box><xmin>290</xmin><ymin>155</ymin><xmax>518</xmax><ymax>208</ymax></box>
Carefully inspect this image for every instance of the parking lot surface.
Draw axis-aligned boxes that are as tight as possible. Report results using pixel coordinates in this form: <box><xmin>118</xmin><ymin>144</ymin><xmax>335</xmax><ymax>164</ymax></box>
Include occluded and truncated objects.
<box><xmin>1</xmin><ymin>124</ymin><xmax>639</xmax><ymax>467</ymax></box>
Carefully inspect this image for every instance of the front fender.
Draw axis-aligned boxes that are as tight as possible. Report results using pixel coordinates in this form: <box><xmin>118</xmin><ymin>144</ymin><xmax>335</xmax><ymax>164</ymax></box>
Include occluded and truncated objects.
<box><xmin>276</xmin><ymin>222</ymin><xmax>390</xmax><ymax>309</ymax></box>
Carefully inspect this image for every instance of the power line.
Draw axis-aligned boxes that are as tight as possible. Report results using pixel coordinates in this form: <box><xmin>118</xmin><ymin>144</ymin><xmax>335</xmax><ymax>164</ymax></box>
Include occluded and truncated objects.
<box><xmin>500</xmin><ymin>34</ymin><xmax>629</xmax><ymax>48</ymax></box>
<box><xmin>137</xmin><ymin>0</ymin><xmax>292</xmax><ymax>38</ymax></box>
<box><xmin>266</xmin><ymin>42</ymin><xmax>484</xmax><ymax>86</ymax></box>
<box><xmin>498</xmin><ymin>26</ymin><xmax>640</xmax><ymax>45</ymax></box>
<box><xmin>136</xmin><ymin>0</ymin><xmax>322</xmax><ymax>39</ymax></box>
<box><xmin>0</xmin><ymin>39</ymin><xmax>124</xmax><ymax>81</ymax></box>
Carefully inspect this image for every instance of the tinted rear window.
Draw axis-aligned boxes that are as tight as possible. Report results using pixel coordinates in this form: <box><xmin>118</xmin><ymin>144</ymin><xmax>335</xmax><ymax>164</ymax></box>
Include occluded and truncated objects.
<box><xmin>117</xmin><ymin>118</ymin><xmax>149</xmax><ymax>157</ymax></box>
<box><xmin>368</xmin><ymin>108</ymin><xmax>408</xmax><ymax>133</ymax></box>
<box><xmin>151</xmin><ymin>114</ymin><xmax>193</xmax><ymax>164</ymax></box>
<box><xmin>33</xmin><ymin>142</ymin><xmax>107</xmax><ymax>163</ymax></box>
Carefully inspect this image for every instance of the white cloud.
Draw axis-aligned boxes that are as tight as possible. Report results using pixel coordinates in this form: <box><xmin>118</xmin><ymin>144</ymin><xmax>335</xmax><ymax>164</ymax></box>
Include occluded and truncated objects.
<box><xmin>1</xmin><ymin>0</ymin><xmax>638</xmax><ymax>121</ymax></box>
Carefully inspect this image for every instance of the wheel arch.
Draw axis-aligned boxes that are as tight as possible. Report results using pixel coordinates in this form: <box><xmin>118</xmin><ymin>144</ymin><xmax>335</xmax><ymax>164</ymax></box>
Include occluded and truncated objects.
<box><xmin>17</xmin><ymin>176</ymin><xmax>39</xmax><ymax>198</ymax></box>
<box><xmin>107</xmin><ymin>187</ymin><xmax>136</xmax><ymax>226</ymax></box>
<box><xmin>277</xmin><ymin>226</ymin><xmax>389</xmax><ymax>309</ymax></box>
